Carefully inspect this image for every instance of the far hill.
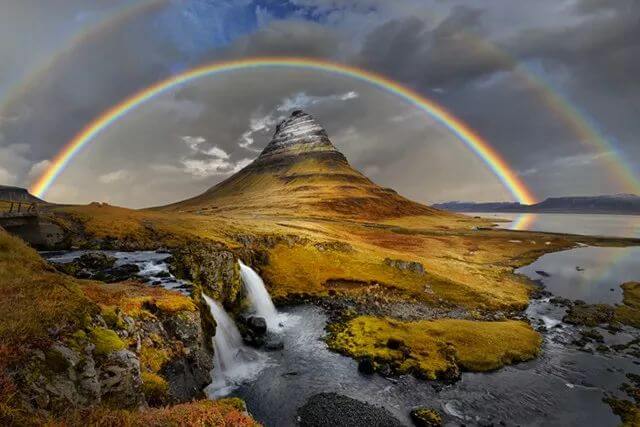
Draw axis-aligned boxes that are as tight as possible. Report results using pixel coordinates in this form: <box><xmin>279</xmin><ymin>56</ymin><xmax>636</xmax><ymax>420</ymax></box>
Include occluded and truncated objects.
<box><xmin>160</xmin><ymin>110</ymin><xmax>442</xmax><ymax>220</ymax></box>
<box><xmin>434</xmin><ymin>194</ymin><xmax>640</xmax><ymax>215</ymax></box>
<box><xmin>0</xmin><ymin>185</ymin><xmax>46</xmax><ymax>204</ymax></box>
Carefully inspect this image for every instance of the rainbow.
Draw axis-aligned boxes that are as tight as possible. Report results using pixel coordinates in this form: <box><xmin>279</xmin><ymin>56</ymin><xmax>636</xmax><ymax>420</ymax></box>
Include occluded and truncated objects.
<box><xmin>29</xmin><ymin>57</ymin><xmax>537</xmax><ymax>204</ymax></box>
<box><xmin>6</xmin><ymin>3</ymin><xmax>639</xmax><ymax>199</ymax></box>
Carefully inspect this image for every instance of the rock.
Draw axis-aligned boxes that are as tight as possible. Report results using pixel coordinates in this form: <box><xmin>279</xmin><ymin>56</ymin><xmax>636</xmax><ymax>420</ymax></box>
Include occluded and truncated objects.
<box><xmin>564</xmin><ymin>303</ymin><xmax>615</xmax><ymax>327</ymax></box>
<box><xmin>358</xmin><ymin>357</ymin><xmax>375</xmax><ymax>375</ymax></box>
<box><xmin>314</xmin><ymin>241</ymin><xmax>353</xmax><ymax>253</ymax></box>
<box><xmin>265</xmin><ymin>337</ymin><xmax>285</xmax><ymax>351</ymax></box>
<box><xmin>297</xmin><ymin>393</ymin><xmax>404</xmax><ymax>427</ymax></box>
<box><xmin>247</xmin><ymin>317</ymin><xmax>267</xmax><ymax>336</ymax></box>
<box><xmin>94</xmin><ymin>263</ymin><xmax>140</xmax><ymax>283</ymax></box>
<box><xmin>99</xmin><ymin>349</ymin><xmax>144</xmax><ymax>408</ymax></box>
<box><xmin>535</xmin><ymin>270</ymin><xmax>551</xmax><ymax>278</ymax></box>
<box><xmin>384</xmin><ymin>258</ymin><xmax>425</xmax><ymax>275</ymax></box>
<box><xmin>78</xmin><ymin>252</ymin><xmax>117</xmax><ymax>270</ymax></box>
<box><xmin>170</xmin><ymin>243</ymin><xmax>242</xmax><ymax>305</ymax></box>
<box><xmin>410</xmin><ymin>407</ymin><xmax>443</xmax><ymax>427</ymax></box>
<box><xmin>581</xmin><ymin>329</ymin><xmax>604</xmax><ymax>343</ymax></box>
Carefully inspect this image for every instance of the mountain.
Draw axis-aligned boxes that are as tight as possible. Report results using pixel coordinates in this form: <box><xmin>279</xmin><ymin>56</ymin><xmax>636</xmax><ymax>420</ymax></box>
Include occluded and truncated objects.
<box><xmin>0</xmin><ymin>185</ymin><xmax>46</xmax><ymax>204</ymax></box>
<box><xmin>434</xmin><ymin>194</ymin><xmax>640</xmax><ymax>215</ymax></box>
<box><xmin>161</xmin><ymin>110</ymin><xmax>440</xmax><ymax>220</ymax></box>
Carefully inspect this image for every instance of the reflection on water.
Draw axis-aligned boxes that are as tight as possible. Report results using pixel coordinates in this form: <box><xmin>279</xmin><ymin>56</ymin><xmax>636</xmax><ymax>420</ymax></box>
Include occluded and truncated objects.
<box><xmin>467</xmin><ymin>212</ymin><xmax>640</xmax><ymax>238</ymax></box>
<box><xmin>517</xmin><ymin>246</ymin><xmax>640</xmax><ymax>304</ymax></box>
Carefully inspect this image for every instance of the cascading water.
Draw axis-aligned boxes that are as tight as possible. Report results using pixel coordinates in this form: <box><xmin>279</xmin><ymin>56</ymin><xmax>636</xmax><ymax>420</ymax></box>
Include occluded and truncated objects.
<box><xmin>202</xmin><ymin>294</ymin><xmax>270</xmax><ymax>398</ymax></box>
<box><xmin>238</xmin><ymin>260</ymin><xmax>280</xmax><ymax>330</ymax></box>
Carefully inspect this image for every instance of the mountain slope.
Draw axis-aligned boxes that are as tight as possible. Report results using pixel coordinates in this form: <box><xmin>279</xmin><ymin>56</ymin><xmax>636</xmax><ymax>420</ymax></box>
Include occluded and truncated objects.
<box><xmin>161</xmin><ymin>110</ymin><xmax>439</xmax><ymax>220</ymax></box>
<box><xmin>0</xmin><ymin>185</ymin><xmax>46</xmax><ymax>204</ymax></box>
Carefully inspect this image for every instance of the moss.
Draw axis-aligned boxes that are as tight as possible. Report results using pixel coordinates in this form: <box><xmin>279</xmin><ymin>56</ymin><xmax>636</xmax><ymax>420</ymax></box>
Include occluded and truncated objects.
<box><xmin>139</xmin><ymin>346</ymin><xmax>171</xmax><ymax>373</ymax></box>
<box><xmin>327</xmin><ymin>316</ymin><xmax>541</xmax><ymax>380</ymax></box>
<box><xmin>615</xmin><ymin>282</ymin><xmax>640</xmax><ymax>328</ymax></box>
<box><xmin>605</xmin><ymin>397</ymin><xmax>640</xmax><ymax>426</ymax></box>
<box><xmin>410</xmin><ymin>407</ymin><xmax>442</xmax><ymax>427</ymax></box>
<box><xmin>101</xmin><ymin>306</ymin><xmax>126</xmax><ymax>329</ymax></box>
<box><xmin>141</xmin><ymin>372</ymin><xmax>169</xmax><ymax>405</ymax></box>
<box><xmin>90</xmin><ymin>327</ymin><xmax>126</xmax><ymax>356</ymax></box>
<box><xmin>152</xmin><ymin>295</ymin><xmax>196</xmax><ymax>314</ymax></box>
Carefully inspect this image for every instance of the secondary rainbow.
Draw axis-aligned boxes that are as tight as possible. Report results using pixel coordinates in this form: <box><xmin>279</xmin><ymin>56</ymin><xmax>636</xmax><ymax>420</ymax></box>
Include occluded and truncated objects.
<box><xmin>30</xmin><ymin>57</ymin><xmax>537</xmax><ymax>205</ymax></box>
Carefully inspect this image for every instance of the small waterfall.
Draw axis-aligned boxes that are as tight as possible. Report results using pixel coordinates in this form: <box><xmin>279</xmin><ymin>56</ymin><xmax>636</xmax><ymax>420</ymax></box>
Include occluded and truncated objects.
<box><xmin>238</xmin><ymin>260</ymin><xmax>280</xmax><ymax>330</ymax></box>
<box><xmin>202</xmin><ymin>294</ymin><xmax>269</xmax><ymax>398</ymax></box>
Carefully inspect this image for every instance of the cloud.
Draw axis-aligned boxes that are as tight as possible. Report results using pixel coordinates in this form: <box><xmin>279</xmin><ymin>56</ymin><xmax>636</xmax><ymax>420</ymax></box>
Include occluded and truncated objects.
<box><xmin>179</xmin><ymin>135</ymin><xmax>251</xmax><ymax>178</ymax></box>
<box><xmin>181</xmin><ymin>135</ymin><xmax>230</xmax><ymax>159</ymax></box>
<box><xmin>239</xmin><ymin>114</ymin><xmax>284</xmax><ymax>151</ymax></box>
<box><xmin>277</xmin><ymin>91</ymin><xmax>359</xmax><ymax>111</ymax></box>
<box><xmin>99</xmin><ymin>169</ymin><xmax>131</xmax><ymax>184</ymax></box>
<box><xmin>181</xmin><ymin>157</ymin><xmax>254</xmax><ymax>178</ymax></box>
<box><xmin>0</xmin><ymin>167</ymin><xmax>16</xmax><ymax>185</ymax></box>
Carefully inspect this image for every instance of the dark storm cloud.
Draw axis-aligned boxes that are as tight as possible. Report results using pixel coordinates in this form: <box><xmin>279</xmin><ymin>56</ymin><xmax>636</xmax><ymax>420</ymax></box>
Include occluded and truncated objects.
<box><xmin>1</xmin><ymin>0</ymin><xmax>639</xmax><ymax>204</ymax></box>
<box><xmin>356</xmin><ymin>6</ymin><xmax>513</xmax><ymax>88</ymax></box>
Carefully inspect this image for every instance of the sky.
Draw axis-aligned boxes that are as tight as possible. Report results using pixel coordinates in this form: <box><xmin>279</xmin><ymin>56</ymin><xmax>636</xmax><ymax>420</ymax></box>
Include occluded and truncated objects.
<box><xmin>0</xmin><ymin>0</ymin><xmax>639</xmax><ymax>208</ymax></box>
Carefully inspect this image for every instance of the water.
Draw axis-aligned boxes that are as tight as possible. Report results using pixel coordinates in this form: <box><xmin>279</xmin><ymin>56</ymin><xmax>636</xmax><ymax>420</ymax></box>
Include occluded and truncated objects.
<box><xmin>466</xmin><ymin>212</ymin><xmax>640</xmax><ymax>238</ymax></box>
<box><xmin>239</xmin><ymin>260</ymin><xmax>280</xmax><ymax>330</ymax></box>
<box><xmin>201</xmin><ymin>294</ymin><xmax>271</xmax><ymax>398</ymax></box>
<box><xmin>42</xmin><ymin>250</ymin><xmax>190</xmax><ymax>293</ymax></box>
<box><xmin>231</xmin><ymin>304</ymin><xmax>636</xmax><ymax>427</ymax></box>
<box><xmin>517</xmin><ymin>246</ymin><xmax>640</xmax><ymax>304</ymax></box>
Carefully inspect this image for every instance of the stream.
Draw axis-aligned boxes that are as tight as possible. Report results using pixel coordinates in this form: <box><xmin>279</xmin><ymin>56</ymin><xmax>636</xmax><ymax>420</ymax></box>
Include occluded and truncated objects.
<box><xmin>43</xmin><ymin>244</ymin><xmax>640</xmax><ymax>426</ymax></box>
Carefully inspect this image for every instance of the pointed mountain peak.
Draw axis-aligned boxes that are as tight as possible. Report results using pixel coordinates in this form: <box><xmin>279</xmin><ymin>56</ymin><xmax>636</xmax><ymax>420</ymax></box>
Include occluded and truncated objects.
<box><xmin>252</xmin><ymin>110</ymin><xmax>345</xmax><ymax>168</ymax></box>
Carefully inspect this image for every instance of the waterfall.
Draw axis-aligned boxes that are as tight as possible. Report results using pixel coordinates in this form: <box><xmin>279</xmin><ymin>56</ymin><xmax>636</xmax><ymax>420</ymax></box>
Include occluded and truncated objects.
<box><xmin>238</xmin><ymin>260</ymin><xmax>280</xmax><ymax>330</ymax></box>
<box><xmin>202</xmin><ymin>294</ymin><xmax>269</xmax><ymax>398</ymax></box>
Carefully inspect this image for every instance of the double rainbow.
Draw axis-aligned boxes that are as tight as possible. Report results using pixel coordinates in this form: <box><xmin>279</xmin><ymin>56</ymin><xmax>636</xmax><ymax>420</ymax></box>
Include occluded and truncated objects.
<box><xmin>30</xmin><ymin>57</ymin><xmax>537</xmax><ymax>205</ymax></box>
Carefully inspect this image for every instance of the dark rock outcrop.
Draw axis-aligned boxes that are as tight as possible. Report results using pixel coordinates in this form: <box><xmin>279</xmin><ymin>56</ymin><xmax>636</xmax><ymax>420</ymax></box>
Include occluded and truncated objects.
<box><xmin>297</xmin><ymin>393</ymin><xmax>404</xmax><ymax>427</ymax></box>
<box><xmin>384</xmin><ymin>258</ymin><xmax>425</xmax><ymax>275</ymax></box>
<box><xmin>170</xmin><ymin>242</ymin><xmax>242</xmax><ymax>306</ymax></box>
<box><xmin>54</xmin><ymin>253</ymin><xmax>141</xmax><ymax>283</ymax></box>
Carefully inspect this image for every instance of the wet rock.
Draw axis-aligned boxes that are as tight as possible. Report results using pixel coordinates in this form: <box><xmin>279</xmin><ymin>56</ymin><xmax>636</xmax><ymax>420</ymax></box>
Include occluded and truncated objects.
<box><xmin>358</xmin><ymin>357</ymin><xmax>375</xmax><ymax>375</ymax></box>
<box><xmin>297</xmin><ymin>392</ymin><xmax>404</xmax><ymax>427</ymax></box>
<box><xmin>247</xmin><ymin>317</ymin><xmax>267</xmax><ymax>336</ymax></box>
<box><xmin>564</xmin><ymin>303</ymin><xmax>615</xmax><ymax>327</ymax></box>
<box><xmin>78</xmin><ymin>252</ymin><xmax>117</xmax><ymax>269</ymax></box>
<box><xmin>535</xmin><ymin>270</ymin><xmax>551</xmax><ymax>278</ymax></box>
<box><xmin>94</xmin><ymin>263</ymin><xmax>140</xmax><ymax>283</ymax></box>
<box><xmin>265</xmin><ymin>337</ymin><xmax>285</xmax><ymax>351</ymax></box>
<box><xmin>410</xmin><ymin>407</ymin><xmax>443</xmax><ymax>427</ymax></box>
<box><xmin>550</xmin><ymin>297</ymin><xmax>572</xmax><ymax>307</ymax></box>
<box><xmin>581</xmin><ymin>329</ymin><xmax>604</xmax><ymax>343</ymax></box>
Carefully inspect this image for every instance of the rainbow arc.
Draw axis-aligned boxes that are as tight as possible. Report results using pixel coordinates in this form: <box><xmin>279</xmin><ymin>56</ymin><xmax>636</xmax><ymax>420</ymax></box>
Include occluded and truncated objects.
<box><xmin>29</xmin><ymin>57</ymin><xmax>537</xmax><ymax>205</ymax></box>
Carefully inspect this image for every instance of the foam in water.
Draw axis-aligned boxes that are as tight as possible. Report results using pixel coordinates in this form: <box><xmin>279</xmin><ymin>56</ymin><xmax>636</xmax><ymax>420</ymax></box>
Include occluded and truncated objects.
<box><xmin>238</xmin><ymin>260</ymin><xmax>280</xmax><ymax>330</ymax></box>
<box><xmin>202</xmin><ymin>294</ymin><xmax>270</xmax><ymax>398</ymax></box>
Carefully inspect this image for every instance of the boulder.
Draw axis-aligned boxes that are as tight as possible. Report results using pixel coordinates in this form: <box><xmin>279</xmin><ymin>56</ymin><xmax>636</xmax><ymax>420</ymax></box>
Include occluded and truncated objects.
<box><xmin>358</xmin><ymin>357</ymin><xmax>375</xmax><ymax>375</ymax></box>
<box><xmin>247</xmin><ymin>317</ymin><xmax>267</xmax><ymax>336</ymax></box>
